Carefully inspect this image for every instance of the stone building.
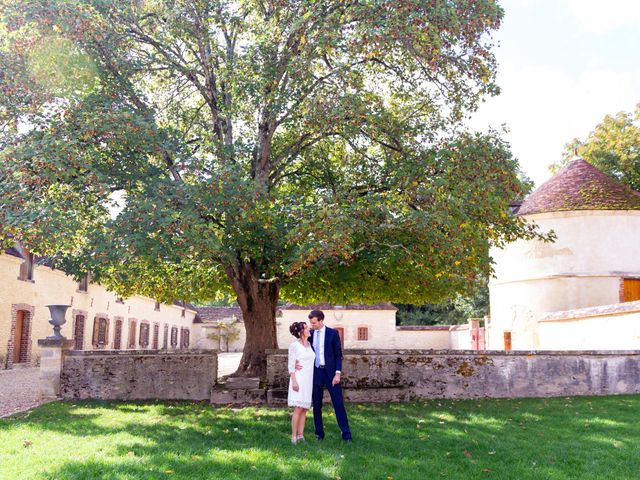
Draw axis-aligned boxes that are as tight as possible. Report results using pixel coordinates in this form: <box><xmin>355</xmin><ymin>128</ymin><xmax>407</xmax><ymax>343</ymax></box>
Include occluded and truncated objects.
<box><xmin>0</xmin><ymin>247</ymin><xmax>197</xmax><ymax>369</ymax></box>
<box><xmin>489</xmin><ymin>159</ymin><xmax>640</xmax><ymax>350</ymax></box>
<box><xmin>194</xmin><ymin>303</ymin><xmax>470</xmax><ymax>351</ymax></box>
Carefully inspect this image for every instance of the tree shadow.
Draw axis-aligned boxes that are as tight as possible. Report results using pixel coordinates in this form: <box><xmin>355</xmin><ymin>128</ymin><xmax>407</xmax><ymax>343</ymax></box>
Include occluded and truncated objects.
<box><xmin>2</xmin><ymin>396</ymin><xmax>640</xmax><ymax>479</ymax></box>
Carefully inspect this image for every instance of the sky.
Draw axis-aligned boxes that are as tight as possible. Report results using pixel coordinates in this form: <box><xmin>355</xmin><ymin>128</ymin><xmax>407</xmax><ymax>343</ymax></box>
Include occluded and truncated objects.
<box><xmin>470</xmin><ymin>0</ymin><xmax>640</xmax><ymax>187</ymax></box>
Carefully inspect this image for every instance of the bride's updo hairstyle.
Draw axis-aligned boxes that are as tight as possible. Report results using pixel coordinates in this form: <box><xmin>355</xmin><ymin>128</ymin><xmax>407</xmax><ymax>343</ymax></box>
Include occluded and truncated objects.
<box><xmin>289</xmin><ymin>321</ymin><xmax>306</xmax><ymax>338</ymax></box>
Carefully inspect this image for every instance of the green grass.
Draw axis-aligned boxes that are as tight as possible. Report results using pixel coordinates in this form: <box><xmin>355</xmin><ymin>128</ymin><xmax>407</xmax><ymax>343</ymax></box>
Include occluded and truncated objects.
<box><xmin>1</xmin><ymin>396</ymin><xmax>640</xmax><ymax>479</ymax></box>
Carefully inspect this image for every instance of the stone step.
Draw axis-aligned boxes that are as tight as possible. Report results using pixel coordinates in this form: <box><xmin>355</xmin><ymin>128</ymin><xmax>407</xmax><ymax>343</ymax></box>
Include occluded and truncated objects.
<box><xmin>210</xmin><ymin>387</ymin><xmax>266</xmax><ymax>406</ymax></box>
<box><xmin>224</xmin><ymin>376</ymin><xmax>260</xmax><ymax>390</ymax></box>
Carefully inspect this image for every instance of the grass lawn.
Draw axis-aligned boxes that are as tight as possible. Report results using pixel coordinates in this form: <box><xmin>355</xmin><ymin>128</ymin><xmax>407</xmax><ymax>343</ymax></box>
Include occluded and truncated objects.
<box><xmin>1</xmin><ymin>396</ymin><xmax>639</xmax><ymax>480</ymax></box>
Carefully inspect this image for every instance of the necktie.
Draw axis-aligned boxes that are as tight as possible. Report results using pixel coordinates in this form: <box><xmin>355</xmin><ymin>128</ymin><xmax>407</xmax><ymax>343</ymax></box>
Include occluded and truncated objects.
<box><xmin>314</xmin><ymin>330</ymin><xmax>320</xmax><ymax>367</ymax></box>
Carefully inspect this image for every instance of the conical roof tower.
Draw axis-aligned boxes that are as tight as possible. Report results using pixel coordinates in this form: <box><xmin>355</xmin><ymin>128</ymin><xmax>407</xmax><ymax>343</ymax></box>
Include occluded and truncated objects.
<box><xmin>517</xmin><ymin>158</ymin><xmax>640</xmax><ymax>216</ymax></box>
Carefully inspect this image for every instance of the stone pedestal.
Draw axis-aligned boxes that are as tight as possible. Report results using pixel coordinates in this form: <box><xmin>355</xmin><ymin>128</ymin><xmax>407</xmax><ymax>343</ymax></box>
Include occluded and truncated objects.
<box><xmin>37</xmin><ymin>338</ymin><xmax>74</xmax><ymax>399</ymax></box>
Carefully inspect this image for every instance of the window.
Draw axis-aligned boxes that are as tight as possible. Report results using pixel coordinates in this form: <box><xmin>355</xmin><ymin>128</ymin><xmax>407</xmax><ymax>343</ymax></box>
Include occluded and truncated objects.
<box><xmin>113</xmin><ymin>319</ymin><xmax>123</xmax><ymax>350</ymax></box>
<box><xmin>154</xmin><ymin>301</ymin><xmax>160</xmax><ymax>312</ymax></box>
<box><xmin>357</xmin><ymin>327</ymin><xmax>369</xmax><ymax>341</ymax></box>
<box><xmin>73</xmin><ymin>315</ymin><xmax>85</xmax><ymax>350</ymax></box>
<box><xmin>128</xmin><ymin>320</ymin><xmax>137</xmax><ymax>348</ymax></box>
<box><xmin>152</xmin><ymin>324</ymin><xmax>159</xmax><ymax>349</ymax></box>
<box><xmin>180</xmin><ymin>328</ymin><xmax>190</xmax><ymax>349</ymax></box>
<box><xmin>92</xmin><ymin>317</ymin><xmax>109</xmax><ymax>348</ymax></box>
<box><xmin>139</xmin><ymin>322</ymin><xmax>150</xmax><ymax>348</ymax></box>
<box><xmin>17</xmin><ymin>244</ymin><xmax>34</xmax><ymax>281</ymax></box>
<box><xmin>78</xmin><ymin>275</ymin><xmax>89</xmax><ymax>292</ymax></box>
<box><xmin>170</xmin><ymin>326</ymin><xmax>178</xmax><ymax>348</ymax></box>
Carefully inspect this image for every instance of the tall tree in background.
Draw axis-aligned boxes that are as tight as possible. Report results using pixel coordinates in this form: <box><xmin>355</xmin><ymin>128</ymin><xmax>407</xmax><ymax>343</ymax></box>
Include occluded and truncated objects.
<box><xmin>395</xmin><ymin>277</ymin><xmax>489</xmax><ymax>326</ymax></box>
<box><xmin>553</xmin><ymin>103</ymin><xmax>640</xmax><ymax>191</ymax></box>
<box><xmin>0</xmin><ymin>0</ymin><xmax>547</xmax><ymax>377</ymax></box>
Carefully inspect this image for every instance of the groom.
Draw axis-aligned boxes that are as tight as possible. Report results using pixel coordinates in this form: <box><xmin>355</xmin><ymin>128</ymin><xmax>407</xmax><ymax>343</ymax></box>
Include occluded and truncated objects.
<box><xmin>305</xmin><ymin>309</ymin><xmax>352</xmax><ymax>442</ymax></box>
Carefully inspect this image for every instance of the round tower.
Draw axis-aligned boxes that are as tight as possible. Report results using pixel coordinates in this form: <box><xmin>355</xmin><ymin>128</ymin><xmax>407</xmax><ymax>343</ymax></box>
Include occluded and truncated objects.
<box><xmin>489</xmin><ymin>158</ymin><xmax>640</xmax><ymax>349</ymax></box>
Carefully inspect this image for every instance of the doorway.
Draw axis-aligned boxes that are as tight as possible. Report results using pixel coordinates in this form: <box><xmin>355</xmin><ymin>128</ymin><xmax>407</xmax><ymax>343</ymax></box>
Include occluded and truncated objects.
<box><xmin>13</xmin><ymin>310</ymin><xmax>31</xmax><ymax>364</ymax></box>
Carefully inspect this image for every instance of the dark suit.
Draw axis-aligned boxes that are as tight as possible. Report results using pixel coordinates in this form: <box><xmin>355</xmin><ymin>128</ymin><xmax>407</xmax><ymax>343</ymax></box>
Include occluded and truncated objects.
<box><xmin>310</xmin><ymin>326</ymin><xmax>352</xmax><ymax>440</ymax></box>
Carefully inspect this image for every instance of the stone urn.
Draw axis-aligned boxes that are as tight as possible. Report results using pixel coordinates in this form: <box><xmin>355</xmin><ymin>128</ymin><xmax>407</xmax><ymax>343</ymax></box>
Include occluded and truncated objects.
<box><xmin>45</xmin><ymin>304</ymin><xmax>71</xmax><ymax>340</ymax></box>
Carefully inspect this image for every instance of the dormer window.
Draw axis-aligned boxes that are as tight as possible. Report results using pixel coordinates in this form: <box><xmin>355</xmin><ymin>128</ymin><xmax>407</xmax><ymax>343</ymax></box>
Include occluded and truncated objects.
<box><xmin>16</xmin><ymin>243</ymin><xmax>34</xmax><ymax>281</ymax></box>
<box><xmin>78</xmin><ymin>275</ymin><xmax>89</xmax><ymax>292</ymax></box>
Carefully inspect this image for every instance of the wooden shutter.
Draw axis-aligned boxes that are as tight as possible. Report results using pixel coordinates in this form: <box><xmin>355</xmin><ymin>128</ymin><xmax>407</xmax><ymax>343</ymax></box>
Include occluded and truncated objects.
<box><xmin>113</xmin><ymin>319</ymin><xmax>122</xmax><ymax>350</ymax></box>
<box><xmin>357</xmin><ymin>327</ymin><xmax>368</xmax><ymax>341</ymax></box>
<box><xmin>92</xmin><ymin>317</ymin><xmax>100</xmax><ymax>347</ymax></box>
<box><xmin>623</xmin><ymin>279</ymin><xmax>640</xmax><ymax>302</ymax></box>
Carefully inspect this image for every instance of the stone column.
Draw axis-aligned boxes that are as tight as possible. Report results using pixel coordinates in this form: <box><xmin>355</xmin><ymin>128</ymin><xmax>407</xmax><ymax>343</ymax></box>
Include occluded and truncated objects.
<box><xmin>469</xmin><ymin>319</ymin><xmax>480</xmax><ymax>350</ymax></box>
<box><xmin>37</xmin><ymin>338</ymin><xmax>74</xmax><ymax>399</ymax></box>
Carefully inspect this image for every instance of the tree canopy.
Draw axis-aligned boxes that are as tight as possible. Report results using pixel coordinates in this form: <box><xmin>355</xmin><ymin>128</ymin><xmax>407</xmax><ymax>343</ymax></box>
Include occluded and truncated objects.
<box><xmin>554</xmin><ymin>103</ymin><xmax>640</xmax><ymax>191</ymax></box>
<box><xmin>0</xmin><ymin>0</ymin><xmax>547</xmax><ymax>376</ymax></box>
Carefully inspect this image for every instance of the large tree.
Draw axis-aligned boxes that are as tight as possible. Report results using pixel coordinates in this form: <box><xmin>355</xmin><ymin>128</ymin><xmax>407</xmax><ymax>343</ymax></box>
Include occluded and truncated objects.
<box><xmin>554</xmin><ymin>103</ymin><xmax>640</xmax><ymax>191</ymax></box>
<box><xmin>0</xmin><ymin>0</ymin><xmax>546</xmax><ymax>377</ymax></box>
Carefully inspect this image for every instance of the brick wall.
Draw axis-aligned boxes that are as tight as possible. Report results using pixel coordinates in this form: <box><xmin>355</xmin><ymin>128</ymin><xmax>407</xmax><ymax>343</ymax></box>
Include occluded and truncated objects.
<box><xmin>60</xmin><ymin>350</ymin><xmax>217</xmax><ymax>400</ymax></box>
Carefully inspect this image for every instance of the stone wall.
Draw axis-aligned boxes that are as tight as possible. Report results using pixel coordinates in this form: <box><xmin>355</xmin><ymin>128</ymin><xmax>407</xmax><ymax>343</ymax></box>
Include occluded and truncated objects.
<box><xmin>60</xmin><ymin>350</ymin><xmax>217</xmax><ymax>400</ymax></box>
<box><xmin>266</xmin><ymin>349</ymin><xmax>640</xmax><ymax>402</ymax></box>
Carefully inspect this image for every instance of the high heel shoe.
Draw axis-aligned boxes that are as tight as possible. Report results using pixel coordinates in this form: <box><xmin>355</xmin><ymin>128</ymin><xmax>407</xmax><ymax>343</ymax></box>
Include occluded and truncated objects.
<box><xmin>297</xmin><ymin>434</ymin><xmax>305</xmax><ymax>442</ymax></box>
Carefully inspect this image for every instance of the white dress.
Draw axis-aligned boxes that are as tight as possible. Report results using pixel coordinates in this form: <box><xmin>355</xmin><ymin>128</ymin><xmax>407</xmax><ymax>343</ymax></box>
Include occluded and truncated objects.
<box><xmin>287</xmin><ymin>340</ymin><xmax>315</xmax><ymax>409</ymax></box>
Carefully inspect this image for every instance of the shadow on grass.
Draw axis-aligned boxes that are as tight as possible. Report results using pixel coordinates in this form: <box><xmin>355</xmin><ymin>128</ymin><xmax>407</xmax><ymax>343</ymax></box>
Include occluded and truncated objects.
<box><xmin>2</xmin><ymin>396</ymin><xmax>640</xmax><ymax>479</ymax></box>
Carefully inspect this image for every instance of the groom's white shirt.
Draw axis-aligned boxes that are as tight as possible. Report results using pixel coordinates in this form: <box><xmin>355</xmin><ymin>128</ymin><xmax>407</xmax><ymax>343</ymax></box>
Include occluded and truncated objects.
<box><xmin>314</xmin><ymin>326</ymin><xmax>326</xmax><ymax>366</ymax></box>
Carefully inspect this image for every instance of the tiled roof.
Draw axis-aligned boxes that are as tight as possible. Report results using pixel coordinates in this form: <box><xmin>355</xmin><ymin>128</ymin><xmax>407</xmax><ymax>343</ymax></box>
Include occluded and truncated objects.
<box><xmin>281</xmin><ymin>302</ymin><xmax>398</xmax><ymax>311</ymax></box>
<box><xmin>517</xmin><ymin>159</ymin><xmax>640</xmax><ymax>216</ymax></box>
<box><xmin>4</xmin><ymin>247</ymin><xmax>22</xmax><ymax>258</ymax></box>
<box><xmin>194</xmin><ymin>306</ymin><xmax>243</xmax><ymax>323</ymax></box>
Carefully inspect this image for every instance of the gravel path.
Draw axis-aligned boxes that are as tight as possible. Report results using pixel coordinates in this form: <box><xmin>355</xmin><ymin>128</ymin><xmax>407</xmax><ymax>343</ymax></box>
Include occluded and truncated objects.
<box><xmin>0</xmin><ymin>367</ymin><xmax>48</xmax><ymax>418</ymax></box>
<box><xmin>217</xmin><ymin>352</ymin><xmax>242</xmax><ymax>379</ymax></box>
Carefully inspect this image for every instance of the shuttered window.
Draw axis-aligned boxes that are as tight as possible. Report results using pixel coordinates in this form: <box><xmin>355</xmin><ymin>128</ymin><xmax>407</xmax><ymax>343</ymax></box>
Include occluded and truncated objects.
<box><xmin>139</xmin><ymin>322</ymin><xmax>150</xmax><ymax>348</ymax></box>
<box><xmin>180</xmin><ymin>328</ymin><xmax>190</xmax><ymax>349</ymax></box>
<box><xmin>113</xmin><ymin>319</ymin><xmax>123</xmax><ymax>350</ymax></box>
<box><xmin>92</xmin><ymin>317</ymin><xmax>109</xmax><ymax>348</ymax></box>
<box><xmin>170</xmin><ymin>327</ymin><xmax>178</xmax><ymax>348</ymax></box>
<box><xmin>152</xmin><ymin>324</ymin><xmax>160</xmax><ymax>349</ymax></box>
<box><xmin>357</xmin><ymin>327</ymin><xmax>368</xmax><ymax>341</ymax></box>
<box><xmin>128</xmin><ymin>320</ymin><xmax>137</xmax><ymax>348</ymax></box>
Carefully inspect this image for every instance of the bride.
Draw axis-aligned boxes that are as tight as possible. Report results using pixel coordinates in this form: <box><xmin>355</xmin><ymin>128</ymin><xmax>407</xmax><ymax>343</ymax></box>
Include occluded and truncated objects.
<box><xmin>287</xmin><ymin>321</ymin><xmax>315</xmax><ymax>444</ymax></box>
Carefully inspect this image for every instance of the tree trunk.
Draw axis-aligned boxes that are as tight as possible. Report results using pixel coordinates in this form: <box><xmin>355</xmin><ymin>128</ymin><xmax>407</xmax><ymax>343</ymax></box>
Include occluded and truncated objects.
<box><xmin>226</xmin><ymin>262</ymin><xmax>280</xmax><ymax>379</ymax></box>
